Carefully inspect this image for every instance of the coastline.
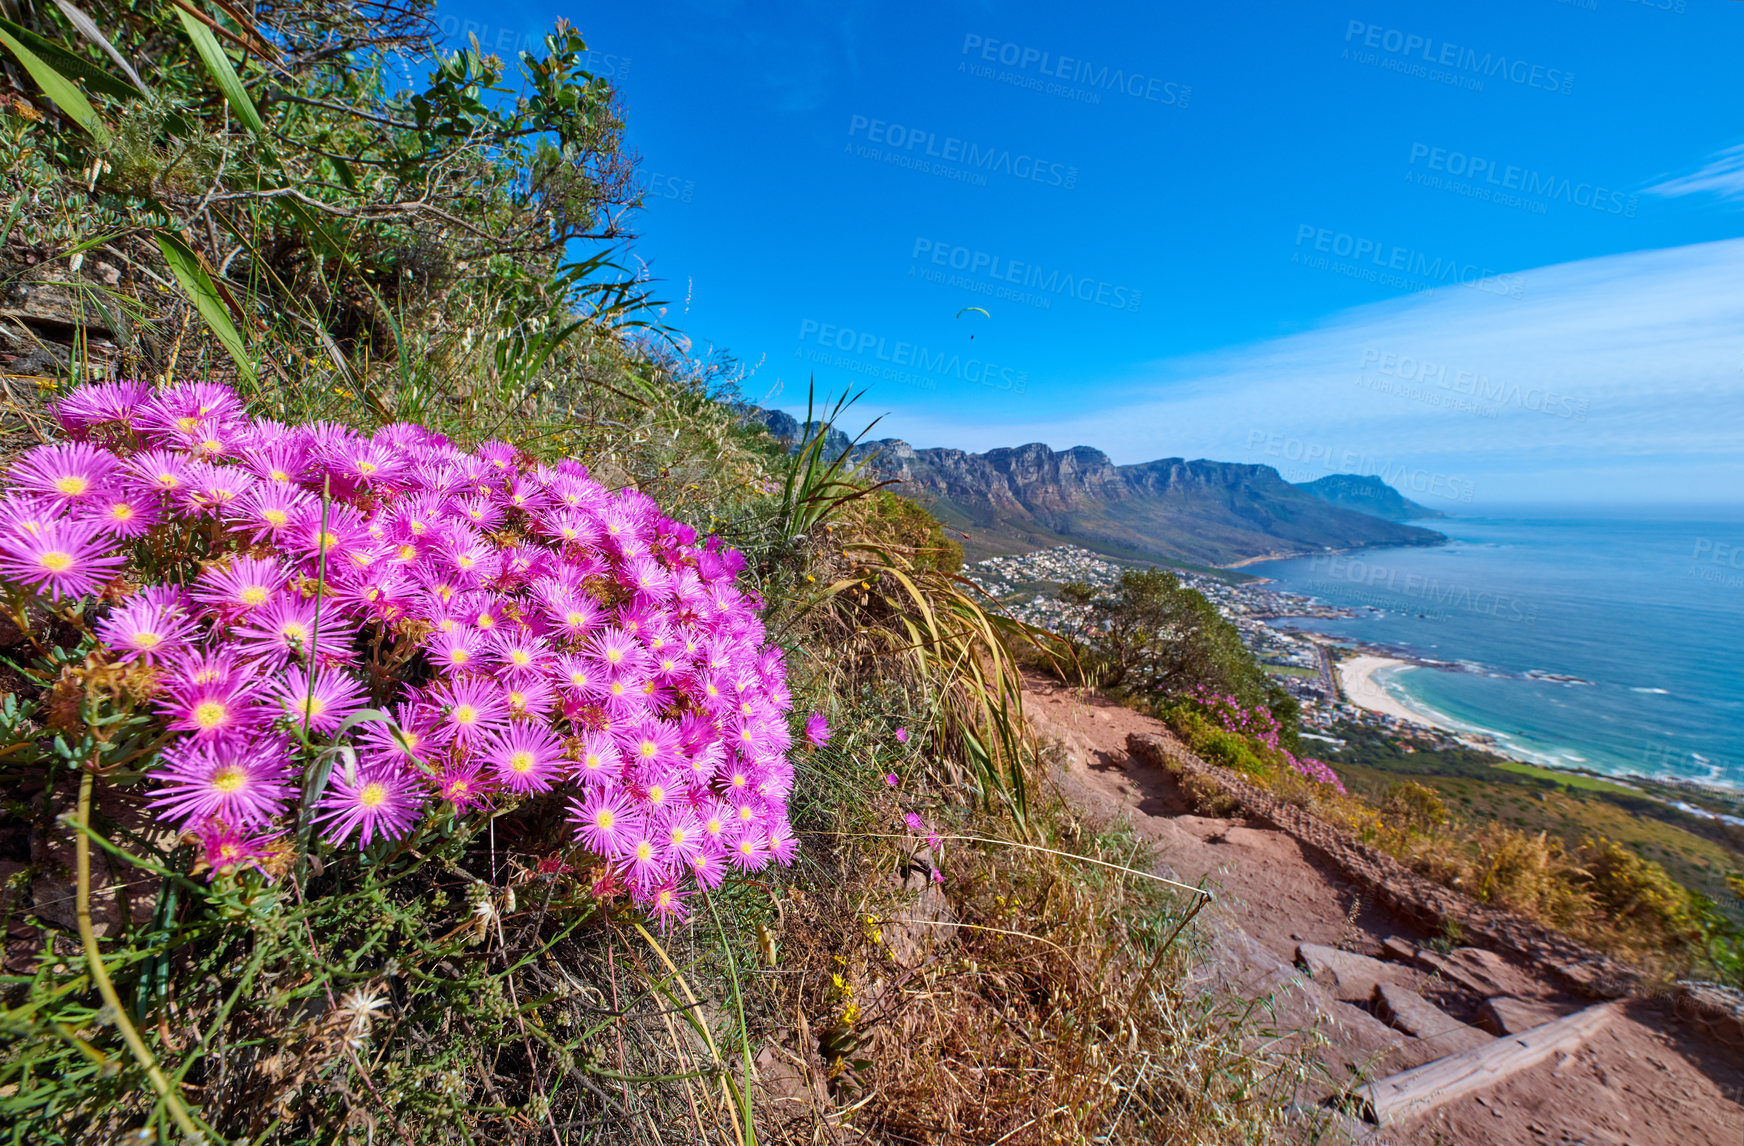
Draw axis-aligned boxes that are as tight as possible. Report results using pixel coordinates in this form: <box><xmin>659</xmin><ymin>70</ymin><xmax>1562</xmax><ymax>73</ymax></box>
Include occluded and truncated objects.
<box><xmin>1336</xmin><ymin>655</ymin><xmax>1452</xmax><ymax>729</ymax></box>
<box><xmin>1333</xmin><ymin>650</ymin><xmax>1744</xmax><ymax>813</ymax></box>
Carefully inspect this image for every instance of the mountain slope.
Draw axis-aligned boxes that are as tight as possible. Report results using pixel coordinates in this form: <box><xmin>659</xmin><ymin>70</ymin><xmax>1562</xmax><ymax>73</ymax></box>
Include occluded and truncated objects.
<box><xmin>1295</xmin><ymin>474</ymin><xmax>1447</xmax><ymax>521</ymax></box>
<box><xmin>844</xmin><ymin>438</ymin><xmax>1445</xmax><ymax>566</ymax></box>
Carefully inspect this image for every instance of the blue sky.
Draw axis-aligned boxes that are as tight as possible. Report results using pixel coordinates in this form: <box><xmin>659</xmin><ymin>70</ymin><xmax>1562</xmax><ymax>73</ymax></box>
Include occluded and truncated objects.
<box><xmin>431</xmin><ymin>0</ymin><xmax>1744</xmax><ymax>505</ymax></box>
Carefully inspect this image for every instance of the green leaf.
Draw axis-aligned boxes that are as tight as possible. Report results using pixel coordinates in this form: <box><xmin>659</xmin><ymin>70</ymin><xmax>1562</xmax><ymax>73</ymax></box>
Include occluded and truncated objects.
<box><xmin>0</xmin><ymin>16</ymin><xmax>141</xmax><ymax>102</ymax></box>
<box><xmin>154</xmin><ymin>231</ymin><xmax>255</xmax><ymax>386</ymax></box>
<box><xmin>0</xmin><ymin>22</ymin><xmax>104</xmax><ymax>137</ymax></box>
<box><xmin>174</xmin><ymin>5</ymin><xmax>265</xmax><ymax>136</ymax></box>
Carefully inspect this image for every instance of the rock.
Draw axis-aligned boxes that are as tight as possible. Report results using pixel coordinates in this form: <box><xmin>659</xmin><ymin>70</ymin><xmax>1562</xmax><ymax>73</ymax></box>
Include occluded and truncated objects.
<box><xmin>1672</xmin><ymin>980</ymin><xmax>1744</xmax><ymax>1045</ymax></box>
<box><xmin>1374</xmin><ymin>982</ymin><xmax>1494</xmax><ymax>1055</ymax></box>
<box><xmin>1297</xmin><ymin>943</ymin><xmax>1400</xmax><ymax>1003</ymax></box>
<box><xmin>1381</xmin><ymin>937</ymin><xmax>1417</xmax><ymax>964</ymax></box>
<box><xmin>1478</xmin><ymin>996</ymin><xmax>1561</xmax><ymax>1036</ymax></box>
<box><xmin>1413</xmin><ymin>947</ymin><xmax>1512</xmax><ymax>996</ymax></box>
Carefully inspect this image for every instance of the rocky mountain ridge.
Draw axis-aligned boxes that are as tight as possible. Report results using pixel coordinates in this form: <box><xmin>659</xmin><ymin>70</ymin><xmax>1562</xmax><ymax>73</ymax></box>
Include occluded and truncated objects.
<box><xmin>740</xmin><ymin>408</ymin><xmax>1445</xmax><ymax>566</ymax></box>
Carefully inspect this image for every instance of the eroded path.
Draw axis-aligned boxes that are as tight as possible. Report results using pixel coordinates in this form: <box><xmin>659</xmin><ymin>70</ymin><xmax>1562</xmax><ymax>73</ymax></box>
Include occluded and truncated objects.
<box><xmin>1024</xmin><ymin>677</ymin><xmax>1744</xmax><ymax>1146</ymax></box>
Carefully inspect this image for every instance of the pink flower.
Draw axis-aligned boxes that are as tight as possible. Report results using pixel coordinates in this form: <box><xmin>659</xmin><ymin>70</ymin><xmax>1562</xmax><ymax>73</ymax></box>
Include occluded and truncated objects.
<box><xmin>803</xmin><ymin>711</ymin><xmax>830</xmax><ymax>748</ymax></box>
<box><xmin>481</xmin><ymin>722</ymin><xmax>566</xmax><ymax>795</ymax></box>
<box><xmin>894</xmin><ymin>726</ymin><xmax>909</xmax><ymax>743</ymax></box>
<box><xmin>316</xmin><ymin>765</ymin><xmax>425</xmax><ymax>847</ymax></box>
<box><xmin>884</xmin><ymin>773</ymin><xmax>899</xmax><ymax>787</ymax></box>
<box><xmin>0</xmin><ymin>514</ymin><xmax>124</xmax><ymax>600</ymax></box>
<box><xmin>193</xmin><ymin>821</ymin><xmax>279</xmax><ymax>881</ymax></box>
<box><xmin>97</xmin><ymin>597</ymin><xmax>196</xmax><ymax>664</ymax></box>
<box><xmin>145</xmin><ymin>737</ymin><xmax>295</xmax><ymax>829</ymax></box>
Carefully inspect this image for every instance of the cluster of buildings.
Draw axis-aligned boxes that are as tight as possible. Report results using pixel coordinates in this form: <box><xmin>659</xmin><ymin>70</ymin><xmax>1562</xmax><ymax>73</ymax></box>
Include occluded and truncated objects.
<box><xmin>963</xmin><ymin>546</ymin><xmax>1471</xmax><ymax>751</ymax></box>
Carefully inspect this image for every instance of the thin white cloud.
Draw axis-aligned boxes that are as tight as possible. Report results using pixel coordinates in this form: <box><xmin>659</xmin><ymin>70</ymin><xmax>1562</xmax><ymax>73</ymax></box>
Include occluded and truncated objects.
<box><xmin>1645</xmin><ymin>143</ymin><xmax>1744</xmax><ymax>201</ymax></box>
<box><xmin>853</xmin><ymin>239</ymin><xmax>1744</xmax><ymax>506</ymax></box>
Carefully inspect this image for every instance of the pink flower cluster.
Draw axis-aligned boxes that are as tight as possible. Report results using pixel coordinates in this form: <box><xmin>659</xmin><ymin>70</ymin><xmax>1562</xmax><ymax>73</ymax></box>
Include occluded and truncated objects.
<box><xmin>1178</xmin><ymin>685</ymin><xmax>1345</xmax><ymax>793</ymax></box>
<box><xmin>0</xmin><ymin>380</ymin><xmax>799</xmax><ymax>924</ymax></box>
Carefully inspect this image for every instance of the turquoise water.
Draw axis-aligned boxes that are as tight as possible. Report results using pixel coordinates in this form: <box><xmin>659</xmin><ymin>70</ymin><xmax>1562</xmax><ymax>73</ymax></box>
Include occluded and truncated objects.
<box><xmin>1258</xmin><ymin>508</ymin><xmax>1744</xmax><ymax>790</ymax></box>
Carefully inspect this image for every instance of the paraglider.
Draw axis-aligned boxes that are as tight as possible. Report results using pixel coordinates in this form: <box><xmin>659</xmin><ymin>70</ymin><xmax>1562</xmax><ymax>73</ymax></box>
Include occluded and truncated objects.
<box><xmin>957</xmin><ymin>306</ymin><xmax>989</xmax><ymax>338</ymax></box>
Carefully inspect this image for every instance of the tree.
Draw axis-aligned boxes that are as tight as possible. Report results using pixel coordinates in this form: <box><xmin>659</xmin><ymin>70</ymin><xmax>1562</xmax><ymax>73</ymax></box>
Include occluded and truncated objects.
<box><xmin>1074</xmin><ymin>568</ymin><xmax>1296</xmax><ymax>735</ymax></box>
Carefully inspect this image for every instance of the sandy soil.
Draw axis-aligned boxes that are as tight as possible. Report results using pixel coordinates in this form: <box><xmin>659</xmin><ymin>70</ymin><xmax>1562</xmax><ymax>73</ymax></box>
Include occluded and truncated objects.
<box><xmin>1023</xmin><ymin>676</ymin><xmax>1744</xmax><ymax>1146</ymax></box>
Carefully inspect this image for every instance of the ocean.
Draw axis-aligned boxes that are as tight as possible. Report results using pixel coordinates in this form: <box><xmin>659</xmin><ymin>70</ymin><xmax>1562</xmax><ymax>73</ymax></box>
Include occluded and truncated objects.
<box><xmin>1256</xmin><ymin>507</ymin><xmax>1744</xmax><ymax>791</ymax></box>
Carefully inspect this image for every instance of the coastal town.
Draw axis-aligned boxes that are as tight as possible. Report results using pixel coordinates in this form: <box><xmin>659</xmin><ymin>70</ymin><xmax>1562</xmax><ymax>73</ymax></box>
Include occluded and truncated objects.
<box><xmin>963</xmin><ymin>545</ymin><xmax>1475</xmax><ymax>751</ymax></box>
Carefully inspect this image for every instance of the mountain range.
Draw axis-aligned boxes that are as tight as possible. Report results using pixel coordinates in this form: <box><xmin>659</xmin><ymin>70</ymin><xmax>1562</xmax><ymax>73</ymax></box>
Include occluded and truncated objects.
<box><xmin>744</xmin><ymin>408</ymin><xmax>1447</xmax><ymax>568</ymax></box>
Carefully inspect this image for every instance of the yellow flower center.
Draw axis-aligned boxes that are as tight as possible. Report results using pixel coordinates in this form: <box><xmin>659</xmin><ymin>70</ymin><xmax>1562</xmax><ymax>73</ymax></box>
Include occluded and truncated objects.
<box><xmin>194</xmin><ymin>702</ymin><xmax>228</xmax><ymax>729</ymax></box>
<box><xmin>156</xmin><ymin>472</ymin><xmax>179</xmax><ymax>488</ymax></box>
<box><xmin>109</xmin><ymin>503</ymin><xmax>134</xmax><ymax>521</ymax></box>
<box><xmin>358</xmin><ymin>783</ymin><xmax>387</xmax><ymax>808</ymax></box>
<box><xmin>569</xmin><ymin>671</ymin><xmax>589</xmax><ymax>688</ymax></box>
<box><xmin>176</xmin><ymin>415</ymin><xmax>199</xmax><ymax>432</ymax></box>
<box><xmin>509</xmin><ymin>751</ymin><xmax>535</xmax><ymax>773</ymax></box>
<box><xmin>133</xmin><ymin>631</ymin><xmax>161</xmax><ymax>648</ymax></box>
<box><xmin>635</xmin><ymin>841</ymin><xmax>654</xmax><ymax>862</ymax></box>
<box><xmin>219</xmin><ymin>843</ymin><xmax>241</xmax><ymax>860</ymax></box>
<box><xmin>476</xmin><ymin>613</ymin><xmax>494</xmax><ymax>629</ymax></box>
<box><xmin>706</xmin><ymin>817</ymin><xmax>722</xmax><ymax>834</ymax></box>
<box><xmin>455</xmin><ymin>554</ymin><xmax>475</xmax><ymax>570</ymax></box>
<box><xmin>282</xmin><ymin>622</ymin><xmax>308</xmax><ymax>641</ymax></box>
<box><xmin>263</xmin><ymin>510</ymin><xmax>288</xmax><ymax>528</ymax></box>
<box><xmin>596</xmin><ymin>809</ymin><xmax>614</xmax><ymax>829</ymax></box>
<box><xmin>639</xmin><ymin>741</ymin><xmax>657</xmax><ymax>759</ymax></box>
<box><xmin>212</xmin><ymin>766</ymin><xmax>244</xmax><ymax>792</ymax></box>
<box><xmin>449</xmin><ymin>649</ymin><xmax>470</xmax><ymax>665</ymax></box>
<box><xmin>508</xmin><ymin>691</ymin><xmax>527</xmax><ymax>710</ymax></box>
<box><xmin>357</xmin><ymin>460</ymin><xmax>378</xmax><ymax>476</ymax></box>
<box><xmin>452</xmin><ymin>704</ymin><xmax>478</xmax><ymax>725</ymax></box>
<box><xmin>510</xmin><ymin>650</ymin><xmax>530</xmax><ymax>666</ymax></box>
<box><xmin>647</xmin><ymin>785</ymin><xmax>666</xmax><ymax>804</ymax></box>
<box><xmin>270</xmin><ymin>468</ymin><xmax>291</xmax><ymax>482</ymax></box>
<box><xmin>240</xmin><ymin>586</ymin><xmax>269</xmax><ymax>607</ymax></box>
<box><xmin>657</xmin><ymin>889</ymin><xmax>673</xmax><ymax>907</ymax></box>
<box><xmin>566</xmin><ymin>611</ymin><xmax>586</xmax><ymax>627</ymax></box>
<box><xmin>37</xmin><ymin>550</ymin><xmax>74</xmax><ymax>573</ymax></box>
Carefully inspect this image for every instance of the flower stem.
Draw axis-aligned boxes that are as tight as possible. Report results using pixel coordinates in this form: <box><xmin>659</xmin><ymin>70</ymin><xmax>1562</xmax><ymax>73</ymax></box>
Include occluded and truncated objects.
<box><xmin>73</xmin><ymin>768</ymin><xmax>202</xmax><ymax>1140</ymax></box>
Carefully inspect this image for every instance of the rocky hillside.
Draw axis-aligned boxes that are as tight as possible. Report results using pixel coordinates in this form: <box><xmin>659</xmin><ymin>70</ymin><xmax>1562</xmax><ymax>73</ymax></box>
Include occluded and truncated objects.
<box><xmin>1295</xmin><ymin>473</ymin><xmax>1447</xmax><ymax>521</ymax></box>
<box><xmin>742</xmin><ymin>411</ymin><xmax>1445</xmax><ymax>566</ymax></box>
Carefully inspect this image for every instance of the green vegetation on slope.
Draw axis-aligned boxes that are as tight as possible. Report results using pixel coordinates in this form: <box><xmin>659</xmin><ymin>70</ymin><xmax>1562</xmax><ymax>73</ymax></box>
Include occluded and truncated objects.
<box><xmin>1328</xmin><ymin>724</ymin><xmax>1744</xmax><ymax>929</ymax></box>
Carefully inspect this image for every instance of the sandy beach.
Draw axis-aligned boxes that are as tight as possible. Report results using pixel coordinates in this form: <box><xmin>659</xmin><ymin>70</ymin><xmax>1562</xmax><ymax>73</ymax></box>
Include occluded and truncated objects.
<box><xmin>1337</xmin><ymin>655</ymin><xmax>1459</xmax><ymax>731</ymax></box>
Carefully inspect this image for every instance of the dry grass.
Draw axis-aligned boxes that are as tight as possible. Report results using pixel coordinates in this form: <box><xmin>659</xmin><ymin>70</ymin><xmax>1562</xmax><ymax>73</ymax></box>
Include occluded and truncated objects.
<box><xmin>759</xmin><ymin>789</ymin><xmax>1318</xmax><ymax>1145</ymax></box>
